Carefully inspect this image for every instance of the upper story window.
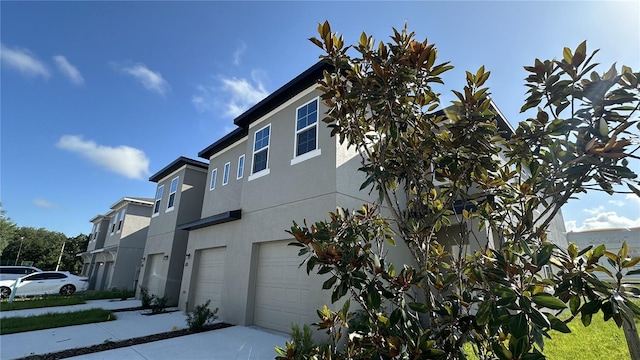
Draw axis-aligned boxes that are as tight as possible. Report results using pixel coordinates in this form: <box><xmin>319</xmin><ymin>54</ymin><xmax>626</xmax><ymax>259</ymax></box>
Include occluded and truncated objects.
<box><xmin>251</xmin><ymin>124</ymin><xmax>271</xmax><ymax>177</ymax></box>
<box><xmin>116</xmin><ymin>208</ymin><xmax>125</xmax><ymax>232</ymax></box>
<box><xmin>223</xmin><ymin>162</ymin><xmax>231</xmax><ymax>185</ymax></box>
<box><xmin>153</xmin><ymin>185</ymin><xmax>164</xmax><ymax>216</ymax></box>
<box><xmin>167</xmin><ymin>176</ymin><xmax>179</xmax><ymax>211</ymax></box>
<box><xmin>295</xmin><ymin>99</ymin><xmax>318</xmax><ymax>157</ymax></box>
<box><xmin>111</xmin><ymin>212</ymin><xmax>120</xmax><ymax>234</ymax></box>
<box><xmin>237</xmin><ymin>154</ymin><xmax>245</xmax><ymax>179</ymax></box>
<box><xmin>210</xmin><ymin>168</ymin><xmax>218</xmax><ymax>190</ymax></box>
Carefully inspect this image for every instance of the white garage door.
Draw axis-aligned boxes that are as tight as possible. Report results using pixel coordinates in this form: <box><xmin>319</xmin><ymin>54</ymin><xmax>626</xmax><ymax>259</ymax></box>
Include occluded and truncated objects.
<box><xmin>192</xmin><ymin>247</ymin><xmax>226</xmax><ymax>313</ymax></box>
<box><xmin>145</xmin><ymin>253</ymin><xmax>164</xmax><ymax>296</ymax></box>
<box><xmin>254</xmin><ymin>241</ymin><xmax>313</xmax><ymax>333</ymax></box>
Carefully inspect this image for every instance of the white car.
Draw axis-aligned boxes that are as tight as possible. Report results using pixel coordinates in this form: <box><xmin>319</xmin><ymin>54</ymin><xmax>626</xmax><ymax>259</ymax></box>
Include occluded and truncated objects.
<box><xmin>0</xmin><ymin>271</ymin><xmax>89</xmax><ymax>298</ymax></box>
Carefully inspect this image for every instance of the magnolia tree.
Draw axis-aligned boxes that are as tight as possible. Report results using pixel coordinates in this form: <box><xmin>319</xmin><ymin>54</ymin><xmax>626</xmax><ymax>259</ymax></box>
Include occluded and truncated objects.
<box><xmin>276</xmin><ymin>22</ymin><xmax>640</xmax><ymax>360</ymax></box>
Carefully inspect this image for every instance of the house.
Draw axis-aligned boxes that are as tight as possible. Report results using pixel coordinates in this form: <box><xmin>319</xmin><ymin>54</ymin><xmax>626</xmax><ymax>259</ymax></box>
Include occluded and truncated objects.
<box><xmin>139</xmin><ymin>61</ymin><xmax>568</xmax><ymax>334</ymax></box>
<box><xmin>567</xmin><ymin>227</ymin><xmax>640</xmax><ymax>283</ymax></box>
<box><xmin>77</xmin><ymin>197</ymin><xmax>153</xmax><ymax>291</ymax></box>
<box><xmin>136</xmin><ymin>157</ymin><xmax>208</xmax><ymax>305</ymax></box>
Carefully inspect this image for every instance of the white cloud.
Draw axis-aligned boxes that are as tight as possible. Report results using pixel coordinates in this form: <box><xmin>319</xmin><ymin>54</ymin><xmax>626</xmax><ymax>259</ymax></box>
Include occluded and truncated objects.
<box><xmin>608</xmin><ymin>200</ymin><xmax>625</xmax><ymax>207</ymax></box>
<box><xmin>53</xmin><ymin>55</ymin><xmax>84</xmax><ymax>85</ymax></box>
<box><xmin>33</xmin><ymin>198</ymin><xmax>56</xmax><ymax>209</ymax></box>
<box><xmin>233</xmin><ymin>41</ymin><xmax>247</xmax><ymax>66</ymax></box>
<box><xmin>566</xmin><ymin>211</ymin><xmax>640</xmax><ymax>232</ymax></box>
<box><xmin>56</xmin><ymin>135</ymin><xmax>150</xmax><ymax>180</ymax></box>
<box><xmin>583</xmin><ymin>206</ymin><xmax>604</xmax><ymax>215</ymax></box>
<box><xmin>626</xmin><ymin>194</ymin><xmax>640</xmax><ymax>206</ymax></box>
<box><xmin>119</xmin><ymin>63</ymin><xmax>170</xmax><ymax>96</ymax></box>
<box><xmin>0</xmin><ymin>43</ymin><xmax>49</xmax><ymax>78</ymax></box>
<box><xmin>192</xmin><ymin>70</ymin><xmax>269</xmax><ymax>118</ymax></box>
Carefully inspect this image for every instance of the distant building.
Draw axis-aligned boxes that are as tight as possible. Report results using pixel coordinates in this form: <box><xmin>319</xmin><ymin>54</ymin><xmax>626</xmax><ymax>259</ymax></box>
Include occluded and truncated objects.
<box><xmin>78</xmin><ymin>197</ymin><xmax>153</xmax><ymax>290</ymax></box>
<box><xmin>567</xmin><ymin>227</ymin><xmax>640</xmax><ymax>283</ymax></box>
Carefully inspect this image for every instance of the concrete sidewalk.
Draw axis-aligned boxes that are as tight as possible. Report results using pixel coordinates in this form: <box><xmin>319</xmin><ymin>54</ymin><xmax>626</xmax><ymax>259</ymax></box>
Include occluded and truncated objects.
<box><xmin>0</xmin><ymin>299</ymin><xmax>288</xmax><ymax>359</ymax></box>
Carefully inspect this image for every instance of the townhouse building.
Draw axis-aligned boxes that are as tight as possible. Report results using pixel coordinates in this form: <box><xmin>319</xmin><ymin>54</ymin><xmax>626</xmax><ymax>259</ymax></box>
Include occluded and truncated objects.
<box><xmin>78</xmin><ymin>197</ymin><xmax>153</xmax><ymax>290</ymax></box>
<box><xmin>137</xmin><ymin>157</ymin><xmax>208</xmax><ymax>305</ymax></box>
<box><xmin>138</xmin><ymin>61</ymin><xmax>568</xmax><ymax>334</ymax></box>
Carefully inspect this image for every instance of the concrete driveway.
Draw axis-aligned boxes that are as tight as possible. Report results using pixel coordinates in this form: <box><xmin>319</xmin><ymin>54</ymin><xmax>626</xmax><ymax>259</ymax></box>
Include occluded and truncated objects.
<box><xmin>0</xmin><ymin>299</ymin><xmax>288</xmax><ymax>360</ymax></box>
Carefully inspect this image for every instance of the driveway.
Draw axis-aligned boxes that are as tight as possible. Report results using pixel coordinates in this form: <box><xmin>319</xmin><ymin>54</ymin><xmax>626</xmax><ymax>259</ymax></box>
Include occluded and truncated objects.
<box><xmin>0</xmin><ymin>299</ymin><xmax>289</xmax><ymax>359</ymax></box>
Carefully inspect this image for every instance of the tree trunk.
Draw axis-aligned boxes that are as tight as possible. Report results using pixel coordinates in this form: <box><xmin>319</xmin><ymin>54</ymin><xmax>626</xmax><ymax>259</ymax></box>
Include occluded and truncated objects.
<box><xmin>622</xmin><ymin>307</ymin><xmax>640</xmax><ymax>360</ymax></box>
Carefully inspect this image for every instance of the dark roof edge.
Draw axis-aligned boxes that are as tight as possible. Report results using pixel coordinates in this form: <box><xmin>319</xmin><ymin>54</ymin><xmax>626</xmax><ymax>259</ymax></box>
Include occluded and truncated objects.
<box><xmin>198</xmin><ymin>127</ymin><xmax>249</xmax><ymax>160</ymax></box>
<box><xmin>177</xmin><ymin>209</ymin><xmax>242</xmax><ymax>231</ymax></box>
<box><xmin>233</xmin><ymin>61</ymin><xmax>330</xmax><ymax>128</ymax></box>
<box><xmin>149</xmin><ymin>156</ymin><xmax>209</xmax><ymax>183</ymax></box>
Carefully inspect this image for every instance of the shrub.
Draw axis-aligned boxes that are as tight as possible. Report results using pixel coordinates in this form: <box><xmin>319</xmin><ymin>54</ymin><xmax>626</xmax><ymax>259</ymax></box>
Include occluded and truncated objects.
<box><xmin>275</xmin><ymin>324</ymin><xmax>317</xmax><ymax>360</ymax></box>
<box><xmin>149</xmin><ymin>294</ymin><xmax>169</xmax><ymax>314</ymax></box>
<box><xmin>185</xmin><ymin>300</ymin><xmax>218</xmax><ymax>332</ymax></box>
<box><xmin>139</xmin><ymin>286</ymin><xmax>152</xmax><ymax>309</ymax></box>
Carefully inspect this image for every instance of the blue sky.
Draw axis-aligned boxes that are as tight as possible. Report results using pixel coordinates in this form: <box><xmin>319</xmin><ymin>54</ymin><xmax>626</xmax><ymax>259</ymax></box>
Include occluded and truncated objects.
<box><xmin>1</xmin><ymin>1</ymin><xmax>639</xmax><ymax>237</ymax></box>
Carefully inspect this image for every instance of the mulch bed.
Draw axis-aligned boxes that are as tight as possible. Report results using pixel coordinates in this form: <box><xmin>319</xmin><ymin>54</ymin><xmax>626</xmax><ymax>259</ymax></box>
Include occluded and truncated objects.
<box><xmin>18</xmin><ymin>322</ymin><xmax>233</xmax><ymax>360</ymax></box>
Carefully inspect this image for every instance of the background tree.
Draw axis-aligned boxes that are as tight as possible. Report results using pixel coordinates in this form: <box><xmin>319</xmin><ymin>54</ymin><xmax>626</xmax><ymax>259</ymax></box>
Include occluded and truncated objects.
<box><xmin>280</xmin><ymin>22</ymin><xmax>640</xmax><ymax>360</ymax></box>
<box><xmin>0</xmin><ymin>202</ymin><xmax>17</xmax><ymax>256</ymax></box>
<box><xmin>1</xmin><ymin>227</ymin><xmax>87</xmax><ymax>272</ymax></box>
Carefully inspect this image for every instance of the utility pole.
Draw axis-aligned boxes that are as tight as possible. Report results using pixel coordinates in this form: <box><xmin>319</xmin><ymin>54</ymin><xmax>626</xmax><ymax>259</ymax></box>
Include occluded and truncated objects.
<box><xmin>14</xmin><ymin>236</ymin><xmax>24</xmax><ymax>266</ymax></box>
<box><xmin>55</xmin><ymin>242</ymin><xmax>66</xmax><ymax>271</ymax></box>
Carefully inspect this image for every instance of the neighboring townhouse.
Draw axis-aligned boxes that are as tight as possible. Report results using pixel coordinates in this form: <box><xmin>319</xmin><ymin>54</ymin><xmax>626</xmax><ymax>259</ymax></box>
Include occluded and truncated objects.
<box><xmin>77</xmin><ymin>197</ymin><xmax>153</xmax><ymax>291</ymax></box>
<box><xmin>137</xmin><ymin>157</ymin><xmax>208</xmax><ymax>306</ymax></box>
<box><xmin>137</xmin><ymin>61</ymin><xmax>567</xmax><ymax>335</ymax></box>
<box><xmin>79</xmin><ymin>214</ymin><xmax>111</xmax><ymax>286</ymax></box>
<box><xmin>567</xmin><ymin>227</ymin><xmax>640</xmax><ymax>282</ymax></box>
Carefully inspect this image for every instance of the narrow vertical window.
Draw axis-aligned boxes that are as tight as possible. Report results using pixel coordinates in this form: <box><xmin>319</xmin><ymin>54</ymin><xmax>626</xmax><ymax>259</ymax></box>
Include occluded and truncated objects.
<box><xmin>237</xmin><ymin>154</ymin><xmax>245</xmax><ymax>179</ymax></box>
<box><xmin>295</xmin><ymin>99</ymin><xmax>318</xmax><ymax>157</ymax></box>
<box><xmin>167</xmin><ymin>176</ymin><xmax>179</xmax><ymax>210</ymax></box>
<box><xmin>117</xmin><ymin>208</ymin><xmax>125</xmax><ymax>232</ymax></box>
<box><xmin>153</xmin><ymin>185</ymin><xmax>164</xmax><ymax>216</ymax></box>
<box><xmin>111</xmin><ymin>212</ymin><xmax>119</xmax><ymax>234</ymax></box>
<box><xmin>222</xmin><ymin>162</ymin><xmax>231</xmax><ymax>185</ymax></box>
<box><xmin>210</xmin><ymin>168</ymin><xmax>218</xmax><ymax>190</ymax></box>
<box><xmin>252</xmin><ymin>124</ymin><xmax>270</xmax><ymax>174</ymax></box>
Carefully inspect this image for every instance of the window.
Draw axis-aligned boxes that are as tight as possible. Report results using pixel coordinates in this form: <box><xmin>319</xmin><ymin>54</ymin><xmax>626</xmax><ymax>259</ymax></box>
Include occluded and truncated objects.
<box><xmin>153</xmin><ymin>185</ymin><xmax>164</xmax><ymax>216</ymax></box>
<box><xmin>223</xmin><ymin>162</ymin><xmax>231</xmax><ymax>185</ymax></box>
<box><xmin>295</xmin><ymin>99</ymin><xmax>318</xmax><ymax>157</ymax></box>
<box><xmin>252</xmin><ymin>124</ymin><xmax>270</xmax><ymax>175</ymax></box>
<box><xmin>210</xmin><ymin>168</ymin><xmax>218</xmax><ymax>190</ymax></box>
<box><xmin>116</xmin><ymin>208</ymin><xmax>125</xmax><ymax>232</ymax></box>
<box><xmin>237</xmin><ymin>154</ymin><xmax>245</xmax><ymax>179</ymax></box>
<box><xmin>111</xmin><ymin>212</ymin><xmax>119</xmax><ymax>234</ymax></box>
<box><xmin>167</xmin><ymin>176</ymin><xmax>179</xmax><ymax>210</ymax></box>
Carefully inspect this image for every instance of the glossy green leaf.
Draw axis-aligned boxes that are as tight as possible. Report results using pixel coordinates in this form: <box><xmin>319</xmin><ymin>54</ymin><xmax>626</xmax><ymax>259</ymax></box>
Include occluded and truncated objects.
<box><xmin>531</xmin><ymin>293</ymin><xmax>567</xmax><ymax>310</ymax></box>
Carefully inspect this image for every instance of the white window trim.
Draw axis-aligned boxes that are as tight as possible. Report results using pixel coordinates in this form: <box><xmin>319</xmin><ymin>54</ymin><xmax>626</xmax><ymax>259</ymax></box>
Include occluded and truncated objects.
<box><xmin>222</xmin><ymin>162</ymin><xmax>231</xmax><ymax>186</ymax></box>
<box><xmin>210</xmin><ymin>168</ymin><xmax>218</xmax><ymax>190</ymax></box>
<box><xmin>166</xmin><ymin>176</ymin><xmax>179</xmax><ymax>212</ymax></box>
<box><xmin>152</xmin><ymin>185</ymin><xmax>164</xmax><ymax>218</ymax></box>
<box><xmin>237</xmin><ymin>154</ymin><xmax>245</xmax><ymax>179</ymax></box>
<box><xmin>291</xmin><ymin>148</ymin><xmax>321</xmax><ymax>166</ymax></box>
<box><xmin>292</xmin><ymin>97</ymin><xmax>320</xmax><ymax>164</ymax></box>
<box><xmin>250</xmin><ymin>123</ymin><xmax>271</xmax><ymax>179</ymax></box>
<box><xmin>111</xmin><ymin>212</ymin><xmax>119</xmax><ymax>234</ymax></box>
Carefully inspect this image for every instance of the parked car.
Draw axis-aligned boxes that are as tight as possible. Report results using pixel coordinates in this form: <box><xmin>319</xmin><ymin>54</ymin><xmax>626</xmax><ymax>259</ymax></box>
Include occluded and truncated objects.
<box><xmin>0</xmin><ymin>271</ymin><xmax>89</xmax><ymax>298</ymax></box>
<box><xmin>0</xmin><ymin>266</ymin><xmax>42</xmax><ymax>281</ymax></box>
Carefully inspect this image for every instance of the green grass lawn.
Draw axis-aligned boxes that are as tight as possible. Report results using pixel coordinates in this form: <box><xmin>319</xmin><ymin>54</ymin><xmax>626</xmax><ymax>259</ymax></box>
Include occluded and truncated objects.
<box><xmin>0</xmin><ymin>288</ymin><xmax>136</xmax><ymax>311</ymax></box>
<box><xmin>0</xmin><ymin>309</ymin><xmax>117</xmax><ymax>334</ymax></box>
<box><xmin>541</xmin><ymin>312</ymin><xmax>640</xmax><ymax>360</ymax></box>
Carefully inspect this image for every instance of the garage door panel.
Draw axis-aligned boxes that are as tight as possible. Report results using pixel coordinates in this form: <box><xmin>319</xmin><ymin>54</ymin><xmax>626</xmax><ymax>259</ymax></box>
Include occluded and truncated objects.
<box><xmin>193</xmin><ymin>247</ymin><xmax>226</xmax><ymax>313</ymax></box>
<box><xmin>254</xmin><ymin>241</ymin><xmax>315</xmax><ymax>333</ymax></box>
